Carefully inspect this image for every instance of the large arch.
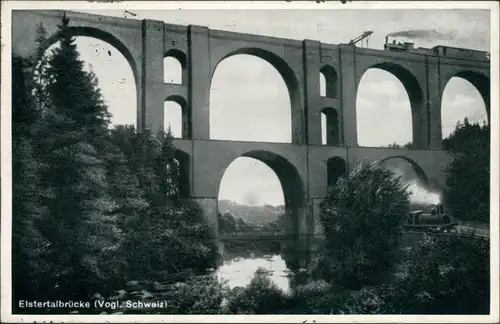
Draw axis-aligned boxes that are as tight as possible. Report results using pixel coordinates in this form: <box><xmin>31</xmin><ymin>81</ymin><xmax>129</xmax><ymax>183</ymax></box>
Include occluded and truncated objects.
<box><xmin>441</xmin><ymin>75</ymin><xmax>489</xmax><ymax>139</ymax></box>
<box><xmin>210</xmin><ymin>48</ymin><xmax>301</xmax><ymax>144</ymax></box>
<box><xmin>356</xmin><ymin>63</ymin><xmax>424</xmax><ymax>148</ymax></box>
<box><xmin>42</xmin><ymin>26</ymin><xmax>140</xmax><ymax>127</ymax></box>
<box><xmin>217</xmin><ymin>150</ymin><xmax>305</xmax><ymax>236</ymax></box>
<box><xmin>44</xmin><ymin>26</ymin><xmax>139</xmax><ymax>90</ymax></box>
<box><xmin>454</xmin><ymin>71</ymin><xmax>490</xmax><ymax>118</ymax></box>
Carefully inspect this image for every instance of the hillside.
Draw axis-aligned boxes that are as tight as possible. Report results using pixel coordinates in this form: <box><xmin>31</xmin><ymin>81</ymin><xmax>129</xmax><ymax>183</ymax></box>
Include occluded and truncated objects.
<box><xmin>218</xmin><ymin>199</ymin><xmax>284</xmax><ymax>225</ymax></box>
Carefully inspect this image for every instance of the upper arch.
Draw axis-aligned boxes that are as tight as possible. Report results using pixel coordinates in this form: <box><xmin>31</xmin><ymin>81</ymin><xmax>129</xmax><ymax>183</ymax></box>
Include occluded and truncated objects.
<box><xmin>319</xmin><ymin>64</ymin><xmax>339</xmax><ymax>98</ymax></box>
<box><xmin>356</xmin><ymin>62</ymin><xmax>426</xmax><ymax>148</ymax></box>
<box><xmin>165</xmin><ymin>48</ymin><xmax>187</xmax><ymax>68</ymax></box>
<box><xmin>165</xmin><ymin>94</ymin><xmax>187</xmax><ymax>108</ymax></box>
<box><xmin>209</xmin><ymin>47</ymin><xmax>303</xmax><ymax>143</ymax></box>
<box><xmin>211</xmin><ymin>47</ymin><xmax>300</xmax><ymax>94</ymax></box>
<box><xmin>364</xmin><ymin>62</ymin><xmax>424</xmax><ymax>105</ymax></box>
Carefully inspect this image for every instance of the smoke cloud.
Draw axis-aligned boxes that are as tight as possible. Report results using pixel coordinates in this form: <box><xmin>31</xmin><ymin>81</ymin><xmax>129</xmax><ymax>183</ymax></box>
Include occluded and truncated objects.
<box><xmin>385</xmin><ymin>165</ymin><xmax>441</xmax><ymax>205</ymax></box>
<box><xmin>405</xmin><ymin>179</ymin><xmax>441</xmax><ymax>205</ymax></box>
<box><xmin>386</xmin><ymin>29</ymin><xmax>454</xmax><ymax>40</ymax></box>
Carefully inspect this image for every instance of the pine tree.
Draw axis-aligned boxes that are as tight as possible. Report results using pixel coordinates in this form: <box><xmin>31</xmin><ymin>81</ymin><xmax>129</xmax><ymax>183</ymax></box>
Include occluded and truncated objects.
<box><xmin>114</xmin><ymin>127</ymin><xmax>219</xmax><ymax>281</ymax></box>
<box><xmin>32</xmin><ymin>14</ymin><xmax>122</xmax><ymax>302</ymax></box>
<box><xmin>32</xmin><ymin>22</ymin><xmax>52</xmax><ymax>115</ymax></box>
<box><xmin>12</xmin><ymin>55</ymin><xmax>51</xmax><ymax>310</ymax></box>
<box><xmin>106</xmin><ymin>125</ymin><xmax>150</xmax><ymax>280</ymax></box>
<box><xmin>44</xmin><ymin>13</ymin><xmax>111</xmax><ymax>146</ymax></box>
<box><xmin>35</xmin><ymin>22</ymin><xmax>48</xmax><ymax>60</ymax></box>
<box><xmin>108</xmin><ymin>125</ymin><xmax>149</xmax><ymax>226</ymax></box>
<box><xmin>443</xmin><ymin>118</ymin><xmax>490</xmax><ymax>223</ymax></box>
<box><xmin>156</xmin><ymin>129</ymin><xmax>180</xmax><ymax>203</ymax></box>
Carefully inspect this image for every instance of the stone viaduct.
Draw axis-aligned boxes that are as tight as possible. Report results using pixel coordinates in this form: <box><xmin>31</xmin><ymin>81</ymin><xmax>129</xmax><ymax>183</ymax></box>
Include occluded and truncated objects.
<box><xmin>12</xmin><ymin>10</ymin><xmax>490</xmax><ymax>266</ymax></box>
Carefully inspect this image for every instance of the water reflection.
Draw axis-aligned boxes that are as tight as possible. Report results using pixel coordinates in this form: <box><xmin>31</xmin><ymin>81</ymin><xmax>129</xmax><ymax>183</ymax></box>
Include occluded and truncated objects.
<box><xmin>216</xmin><ymin>254</ymin><xmax>293</xmax><ymax>293</ymax></box>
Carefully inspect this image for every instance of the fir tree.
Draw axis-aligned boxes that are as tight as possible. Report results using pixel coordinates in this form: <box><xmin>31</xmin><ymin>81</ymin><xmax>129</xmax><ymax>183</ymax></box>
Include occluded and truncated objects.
<box><xmin>156</xmin><ymin>128</ymin><xmax>180</xmax><ymax>204</ymax></box>
<box><xmin>35</xmin><ymin>22</ymin><xmax>48</xmax><ymax>60</ymax></box>
<box><xmin>108</xmin><ymin>125</ymin><xmax>149</xmax><ymax>226</ymax></box>
<box><xmin>113</xmin><ymin>127</ymin><xmax>219</xmax><ymax>280</ymax></box>
<box><xmin>12</xmin><ymin>55</ymin><xmax>50</xmax><ymax>310</ymax></box>
<box><xmin>32</xmin><ymin>22</ymin><xmax>52</xmax><ymax>115</ymax></box>
<box><xmin>32</xmin><ymin>14</ymin><xmax>122</xmax><ymax>302</ymax></box>
<box><xmin>443</xmin><ymin>118</ymin><xmax>490</xmax><ymax>223</ymax></box>
<box><xmin>44</xmin><ymin>13</ymin><xmax>111</xmax><ymax>146</ymax></box>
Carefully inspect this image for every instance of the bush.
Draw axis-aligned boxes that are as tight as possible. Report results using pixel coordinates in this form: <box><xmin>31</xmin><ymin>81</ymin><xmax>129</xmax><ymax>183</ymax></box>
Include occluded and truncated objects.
<box><xmin>388</xmin><ymin>235</ymin><xmax>489</xmax><ymax>314</ymax></box>
<box><xmin>225</xmin><ymin>273</ymin><xmax>288</xmax><ymax>314</ymax></box>
<box><xmin>151</xmin><ymin>276</ymin><xmax>226</xmax><ymax>314</ymax></box>
<box><xmin>288</xmin><ymin>280</ymin><xmax>343</xmax><ymax>314</ymax></box>
<box><xmin>317</xmin><ymin>162</ymin><xmax>410</xmax><ymax>289</ymax></box>
<box><xmin>341</xmin><ymin>286</ymin><xmax>394</xmax><ymax>314</ymax></box>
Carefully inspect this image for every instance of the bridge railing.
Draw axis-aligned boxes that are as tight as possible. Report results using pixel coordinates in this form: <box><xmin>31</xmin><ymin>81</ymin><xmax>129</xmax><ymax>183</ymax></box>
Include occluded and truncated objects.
<box><xmin>219</xmin><ymin>228</ymin><xmax>489</xmax><ymax>239</ymax></box>
<box><xmin>218</xmin><ymin>231</ymin><xmax>327</xmax><ymax>240</ymax></box>
<box><xmin>220</xmin><ymin>230</ymin><xmax>289</xmax><ymax>238</ymax></box>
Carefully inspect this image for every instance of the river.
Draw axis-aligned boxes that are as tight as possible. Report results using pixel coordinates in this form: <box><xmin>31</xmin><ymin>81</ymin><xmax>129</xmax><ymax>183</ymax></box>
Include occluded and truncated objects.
<box><xmin>216</xmin><ymin>254</ymin><xmax>293</xmax><ymax>293</ymax></box>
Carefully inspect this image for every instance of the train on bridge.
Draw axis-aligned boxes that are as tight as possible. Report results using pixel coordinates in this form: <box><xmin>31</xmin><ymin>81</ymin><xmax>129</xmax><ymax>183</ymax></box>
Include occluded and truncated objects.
<box><xmin>384</xmin><ymin>35</ymin><xmax>489</xmax><ymax>60</ymax></box>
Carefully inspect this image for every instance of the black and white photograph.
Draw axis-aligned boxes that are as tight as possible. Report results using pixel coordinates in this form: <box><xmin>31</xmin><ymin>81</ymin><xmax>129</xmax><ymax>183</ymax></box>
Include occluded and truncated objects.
<box><xmin>1</xmin><ymin>1</ymin><xmax>499</xmax><ymax>322</ymax></box>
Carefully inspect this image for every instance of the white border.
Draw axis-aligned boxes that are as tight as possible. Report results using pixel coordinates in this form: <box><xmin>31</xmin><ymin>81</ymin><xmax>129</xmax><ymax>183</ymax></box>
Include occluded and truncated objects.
<box><xmin>1</xmin><ymin>1</ymin><xmax>499</xmax><ymax>323</ymax></box>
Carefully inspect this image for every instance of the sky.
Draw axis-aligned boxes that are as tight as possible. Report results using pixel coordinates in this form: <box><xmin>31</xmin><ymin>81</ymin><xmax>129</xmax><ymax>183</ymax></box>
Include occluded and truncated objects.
<box><xmin>47</xmin><ymin>7</ymin><xmax>490</xmax><ymax>206</ymax></box>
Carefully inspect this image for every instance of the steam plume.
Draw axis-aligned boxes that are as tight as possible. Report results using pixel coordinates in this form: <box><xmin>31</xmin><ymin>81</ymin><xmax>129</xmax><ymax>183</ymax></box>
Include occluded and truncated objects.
<box><xmin>404</xmin><ymin>179</ymin><xmax>441</xmax><ymax>205</ymax></box>
<box><xmin>385</xmin><ymin>165</ymin><xmax>441</xmax><ymax>205</ymax></box>
<box><xmin>386</xmin><ymin>29</ymin><xmax>454</xmax><ymax>40</ymax></box>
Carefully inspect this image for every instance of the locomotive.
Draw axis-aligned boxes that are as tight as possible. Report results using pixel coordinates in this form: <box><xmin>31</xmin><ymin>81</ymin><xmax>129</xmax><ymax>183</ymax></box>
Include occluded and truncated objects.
<box><xmin>404</xmin><ymin>203</ymin><xmax>457</xmax><ymax>233</ymax></box>
<box><xmin>384</xmin><ymin>36</ymin><xmax>414</xmax><ymax>52</ymax></box>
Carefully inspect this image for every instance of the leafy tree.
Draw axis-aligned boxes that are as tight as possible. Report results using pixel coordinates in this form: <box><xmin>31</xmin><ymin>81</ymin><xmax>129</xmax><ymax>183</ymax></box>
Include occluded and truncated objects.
<box><xmin>316</xmin><ymin>162</ymin><xmax>411</xmax><ymax>289</ymax></box>
<box><xmin>219</xmin><ymin>211</ymin><xmax>238</xmax><ymax>233</ymax></box>
<box><xmin>443</xmin><ymin>118</ymin><xmax>490</xmax><ymax>223</ymax></box>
